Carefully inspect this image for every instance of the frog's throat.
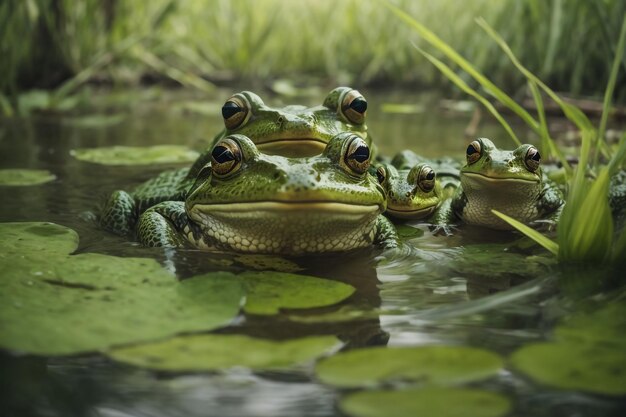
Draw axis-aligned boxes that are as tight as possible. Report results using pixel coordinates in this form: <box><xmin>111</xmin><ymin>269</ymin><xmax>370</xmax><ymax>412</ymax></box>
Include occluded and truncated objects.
<box><xmin>189</xmin><ymin>201</ymin><xmax>380</xmax><ymax>216</ymax></box>
<box><xmin>462</xmin><ymin>171</ymin><xmax>539</xmax><ymax>184</ymax></box>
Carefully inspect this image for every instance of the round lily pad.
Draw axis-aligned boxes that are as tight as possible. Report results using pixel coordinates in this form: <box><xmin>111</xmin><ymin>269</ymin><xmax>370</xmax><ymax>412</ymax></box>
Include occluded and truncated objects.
<box><xmin>0</xmin><ymin>169</ymin><xmax>56</xmax><ymax>186</ymax></box>
<box><xmin>315</xmin><ymin>345</ymin><xmax>503</xmax><ymax>388</ymax></box>
<box><xmin>108</xmin><ymin>334</ymin><xmax>340</xmax><ymax>371</ymax></box>
<box><xmin>554</xmin><ymin>301</ymin><xmax>626</xmax><ymax>348</ymax></box>
<box><xmin>239</xmin><ymin>271</ymin><xmax>355</xmax><ymax>315</ymax></box>
<box><xmin>510</xmin><ymin>342</ymin><xmax>626</xmax><ymax>396</ymax></box>
<box><xmin>0</xmin><ymin>222</ymin><xmax>244</xmax><ymax>355</ymax></box>
<box><xmin>70</xmin><ymin>145</ymin><xmax>199</xmax><ymax>165</ymax></box>
<box><xmin>340</xmin><ymin>387</ymin><xmax>510</xmax><ymax>417</ymax></box>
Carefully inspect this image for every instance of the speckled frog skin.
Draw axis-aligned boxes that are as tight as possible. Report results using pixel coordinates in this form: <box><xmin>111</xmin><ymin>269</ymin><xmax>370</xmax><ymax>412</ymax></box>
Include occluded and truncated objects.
<box><xmin>100</xmin><ymin>87</ymin><xmax>372</xmax><ymax>236</ymax></box>
<box><xmin>374</xmin><ymin>162</ymin><xmax>442</xmax><ymax>220</ymax></box>
<box><xmin>136</xmin><ymin>133</ymin><xmax>397</xmax><ymax>254</ymax></box>
<box><xmin>448</xmin><ymin>138</ymin><xmax>564</xmax><ymax>230</ymax></box>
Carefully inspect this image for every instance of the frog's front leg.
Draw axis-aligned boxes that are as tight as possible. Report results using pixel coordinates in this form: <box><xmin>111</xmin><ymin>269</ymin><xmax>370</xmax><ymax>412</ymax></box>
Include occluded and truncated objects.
<box><xmin>374</xmin><ymin>215</ymin><xmax>398</xmax><ymax>249</ymax></box>
<box><xmin>100</xmin><ymin>190</ymin><xmax>137</xmax><ymax>236</ymax></box>
<box><xmin>137</xmin><ymin>201</ymin><xmax>192</xmax><ymax>247</ymax></box>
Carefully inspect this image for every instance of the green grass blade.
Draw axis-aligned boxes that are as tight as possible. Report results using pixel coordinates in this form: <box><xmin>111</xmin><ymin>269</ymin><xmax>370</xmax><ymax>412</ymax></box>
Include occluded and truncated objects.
<box><xmin>476</xmin><ymin>17</ymin><xmax>595</xmax><ymax>135</ymax></box>
<box><xmin>527</xmin><ymin>80</ymin><xmax>571</xmax><ymax>173</ymax></box>
<box><xmin>596</xmin><ymin>13</ymin><xmax>626</xmax><ymax>166</ymax></box>
<box><xmin>417</xmin><ymin>47</ymin><xmax>521</xmax><ymax>146</ymax></box>
<box><xmin>491</xmin><ymin>210</ymin><xmax>559</xmax><ymax>255</ymax></box>
<box><xmin>384</xmin><ymin>1</ymin><xmax>541</xmax><ymax>134</ymax></box>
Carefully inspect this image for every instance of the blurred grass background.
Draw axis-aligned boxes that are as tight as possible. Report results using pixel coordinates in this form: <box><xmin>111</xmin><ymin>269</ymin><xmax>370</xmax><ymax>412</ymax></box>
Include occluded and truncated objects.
<box><xmin>2</xmin><ymin>0</ymin><xmax>625</xmax><ymax>103</ymax></box>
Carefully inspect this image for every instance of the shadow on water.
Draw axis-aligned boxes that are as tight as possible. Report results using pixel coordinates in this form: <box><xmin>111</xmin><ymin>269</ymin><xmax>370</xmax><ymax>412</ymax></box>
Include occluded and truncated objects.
<box><xmin>1</xmin><ymin>89</ymin><xmax>625</xmax><ymax>417</ymax></box>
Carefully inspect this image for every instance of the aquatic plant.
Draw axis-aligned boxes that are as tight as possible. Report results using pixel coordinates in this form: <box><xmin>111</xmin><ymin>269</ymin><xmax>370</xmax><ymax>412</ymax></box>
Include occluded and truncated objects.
<box><xmin>388</xmin><ymin>2</ymin><xmax>626</xmax><ymax>263</ymax></box>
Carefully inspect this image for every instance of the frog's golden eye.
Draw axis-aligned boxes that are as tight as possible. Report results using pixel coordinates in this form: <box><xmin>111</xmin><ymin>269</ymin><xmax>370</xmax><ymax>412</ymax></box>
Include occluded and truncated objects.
<box><xmin>417</xmin><ymin>165</ymin><xmax>436</xmax><ymax>192</ymax></box>
<box><xmin>524</xmin><ymin>146</ymin><xmax>541</xmax><ymax>172</ymax></box>
<box><xmin>210</xmin><ymin>138</ymin><xmax>242</xmax><ymax>176</ymax></box>
<box><xmin>344</xmin><ymin>136</ymin><xmax>371</xmax><ymax>174</ymax></box>
<box><xmin>222</xmin><ymin>96</ymin><xmax>249</xmax><ymax>130</ymax></box>
<box><xmin>466</xmin><ymin>140</ymin><xmax>482</xmax><ymax>164</ymax></box>
<box><xmin>340</xmin><ymin>89</ymin><xmax>367</xmax><ymax>125</ymax></box>
<box><xmin>376</xmin><ymin>166</ymin><xmax>387</xmax><ymax>184</ymax></box>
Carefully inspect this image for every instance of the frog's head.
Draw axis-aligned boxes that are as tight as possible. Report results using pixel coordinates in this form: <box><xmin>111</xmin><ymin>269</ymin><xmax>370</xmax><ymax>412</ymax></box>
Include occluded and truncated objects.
<box><xmin>185</xmin><ymin>133</ymin><xmax>385</xmax><ymax>254</ymax></box>
<box><xmin>375</xmin><ymin>163</ymin><xmax>441</xmax><ymax>219</ymax></box>
<box><xmin>460</xmin><ymin>137</ymin><xmax>543</xmax><ymax>198</ymax></box>
<box><xmin>218</xmin><ymin>87</ymin><xmax>369</xmax><ymax>157</ymax></box>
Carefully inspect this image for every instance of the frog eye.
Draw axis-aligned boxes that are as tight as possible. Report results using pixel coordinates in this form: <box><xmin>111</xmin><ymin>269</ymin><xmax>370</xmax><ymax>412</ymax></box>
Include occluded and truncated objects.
<box><xmin>417</xmin><ymin>165</ymin><xmax>436</xmax><ymax>192</ymax></box>
<box><xmin>210</xmin><ymin>138</ymin><xmax>242</xmax><ymax>176</ymax></box>
<box><xmin>376</xmin><ymin>166</ymin><xmax>387</xmax><ymax>184</ymax></box>
<box><xmin>524</xmin><ymin>146</ymin><xmax>541</xmax><ymax>172</ymax></box>
<box><xmin>344</xmin><ymin>136</ymin><xmax>371</xmax><ymax>174</ymax></box>
<box><xmin>466</xmin><ymin>140</ymin><xmax>482</xmax><ymax>164</ymax></box>
<box><xmin>340</xmin><ymin>89</ymin><xmax>367</xmax><ymax>125</ymax></box>
<box><xmin>222</xmin><ymin>96</ymin><xmax>249</xmax><ymax>130</ymax></box>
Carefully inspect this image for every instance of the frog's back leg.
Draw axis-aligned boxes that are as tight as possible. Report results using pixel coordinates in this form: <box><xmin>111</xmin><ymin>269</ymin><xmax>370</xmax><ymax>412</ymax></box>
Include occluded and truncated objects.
<box><xmin>100</xmin><ymin>190</ymin><xmax>137</xmax><ymax>236</ymax></box>
<box><xmin>137</xmin><ymin>201</ymin><xmax>190</xmax><ymax>247</ymax></box>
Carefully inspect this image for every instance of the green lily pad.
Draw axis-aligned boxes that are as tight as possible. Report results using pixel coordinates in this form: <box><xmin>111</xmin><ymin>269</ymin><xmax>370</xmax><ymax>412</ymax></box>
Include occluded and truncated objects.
<box><xmin>340</xmin><ymin>387</ymin><xmax>510</xmax><ymax>417</ymax></box>
<box><xmin>70</xmin><ymin>145</ymin><xmax>200</xmax><ymax>166</ymax></box>
<box><xmin>0</xmin><ymin>169</ymin><xmax>56</xmax><ymax>186</ymax></box>
<box><xmin>510</xmin><ymin>342</ymin><xmax>626</xmax><ymax>396</ymax></box>
<box><xmin>315</xmin><ymin>345</ymin><xmax>503</xmax><ymax>388</ymax></box>
<box><xmin>108</xmin><ymin>334</ymin><xmax>340</xmax><ymax>371</ymax></box>
<box><xmin>239</xmin><ymin>271</ymin><xmax>355</xmax><ymax>315</ymax></box>
<box><xmin>395</xmin><ymin>224</ymin><xmax>424</xmax><ymax>239</ymax></box>
<box><xmin>554</xmin><ymin>301</ymin><xmax>626</xmax><ymax>348</ymax></box>
<box><xmin>0</xmin><ymin>222</ymin><xmax>243</xmax><ymax>355</ymax></box>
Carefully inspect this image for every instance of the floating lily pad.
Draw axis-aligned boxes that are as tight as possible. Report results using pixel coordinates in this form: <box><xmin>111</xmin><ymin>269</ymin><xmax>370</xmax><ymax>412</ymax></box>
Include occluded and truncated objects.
<box><xmin>0</xmin><ymin>222</ymin><xmax>243</xmax><ymax>355</ymax></box>
<box><xmin>510</xmin><ymin>342</ymin><xmax>626</xmax><ymax>396</ymax></box>
<box><xmin>315</xmin><ymin>345</ymin><xmax>503</xmax><ymax>388</ymax></box>
<box><xmin>239</xmin><ymin>271</ymin><xmax>355</xmax><ymax>315</ymax></box>
<box><xmin>70</xmin><ymin>145</ymin><xmax>199</xmax><ymax>166</ymax></box>
<box><xmin>108</xmin><ymin>334</ymin><xmax>340</xmax><ymax>371</ymax></box>
<box><xmin>340</xmin><ymin>387</ymin><xmax>510</xmax><ymax>417</ymax></box>
<box><xmin>0</xmin><ymin>169</ymin><xmax>56</xmax><ymax>186</ymax></box>
<box><xmin>395</xmin><ymin>224</ymin><xmax>424</xmax><ymax>239</ymax></box>
<box><xmin>554</xmin><ymin>301</ymin><xmax>626</xmax><ymax>348</ymax></box>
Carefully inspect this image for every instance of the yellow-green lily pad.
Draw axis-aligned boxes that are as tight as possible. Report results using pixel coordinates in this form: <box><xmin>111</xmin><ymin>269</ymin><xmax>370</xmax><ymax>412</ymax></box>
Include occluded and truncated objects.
<box><xmin>315</xmin><ymin>345</ymin><xmax>503</xmax><ymax>388</ymax></box>
<box><xmin>239</xmin><ymin>271</ymin><xmax>355</xmax><ymax>315</ymax></box>
<box><xmin>107</xmin><ymin>334</ymin><xmax>340</xmax><ymax>371</ymax></box>
<box><xmin>0</xmin><ymin>169</ymin><xmax>56</xmax><ymax>186</ymax></box>
<box><xmin>0</xmin><ymin>222</ymin><xmax>243</xmax><ymax>355</ymax></box>
<box><xmin>554</xmin><ymin>301</ymin><xmax>626</xmax><ymax>348</ymax></box>
<box><xmin>340</xmin><ymin>387</ymin><xmax>510</xmax><ymax>417</ymax></box>
<box><xmin>395</xmin><ymin>224</ymin><xmax>424</xmax><ymax>239</ymax></box>
<box><xmin>510</xmin><ymin>342</ymin><xmax>626</xmax><ymax>396</ymax></box>
<box><xmin>70</xmin><ymin>145</ymin><xmax>199</xmax><ymax>165</ymax></box>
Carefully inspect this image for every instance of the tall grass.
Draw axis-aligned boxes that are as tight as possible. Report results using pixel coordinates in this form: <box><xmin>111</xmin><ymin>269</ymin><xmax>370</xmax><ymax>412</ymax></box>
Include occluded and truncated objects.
<box><xmin>388</xmin><ymin>0</ymin><xmax>626</xmax><ymax>263</ymax></box>
<box><xmin>2</xmin><ymin>0</ymin><xmax>625</xmax><ymax>110</ymax></box>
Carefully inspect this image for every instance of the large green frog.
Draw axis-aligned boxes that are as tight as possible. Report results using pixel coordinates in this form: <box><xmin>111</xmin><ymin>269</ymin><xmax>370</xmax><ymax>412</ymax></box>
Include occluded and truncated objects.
<box><xmin>100</xmin><ymin>87</ymin><xmax>372</xmax><ymax>235</ymax></box>
<box><xmin>374</xmin><ymin>162</ymin><xmax>442</xmax><ymax>220</ymax></box>
<box><xmin>444</xmin><ymin>137</ymin><xmax>564</xmax><ymax>230</ymax></box>
<box><xmin>136</xmin><ymin>132</ymin><xmax>397</xmax><ymax>254</ymax></box>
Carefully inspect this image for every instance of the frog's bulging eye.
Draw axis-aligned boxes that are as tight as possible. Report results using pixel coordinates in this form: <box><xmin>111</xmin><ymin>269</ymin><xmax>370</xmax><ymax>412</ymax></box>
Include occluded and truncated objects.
<box><xmin>222</xmin><ymin>96</ymin><xmax>249</xmax><ymax>130</ymax></box>
<box><xmin>417</xmin><ymin>165</ymin><xmax>436</xmax><ymax>192</ymax></box>
<box><xmin>340</xmin><ymin>89</ymin><xmax>367</xmax><ymax>125</ymax></box>
<box><xmin>344</xmin><ymin>136</ymin><xmax>371</xmax><ymax>174</ymax></box>
<box><xmin>524</xmin><ymin>146</ymin><xmax>541</xmax><ymax>172</ymax></box>
<box><xmin>466</xmin><ymin>140</ymin><xmax>482</xmax><ymax>164</ymax></box>
<box><xmin>376</xmin><ymin>166</ymin><xmax>387</xmax><ymax>184</ymax></box>
<box><xmin>210</xmin><ymin>138</ymin><xmax>242</xmax><ymax>176</ymax></box>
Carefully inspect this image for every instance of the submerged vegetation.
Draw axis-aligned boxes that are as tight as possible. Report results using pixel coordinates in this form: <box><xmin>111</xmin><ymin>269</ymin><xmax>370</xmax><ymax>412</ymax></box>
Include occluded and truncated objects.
<box><xmin>2</xmin><ymin>0</ymin><xmax>626</xmax><ymax>115</ymax></box>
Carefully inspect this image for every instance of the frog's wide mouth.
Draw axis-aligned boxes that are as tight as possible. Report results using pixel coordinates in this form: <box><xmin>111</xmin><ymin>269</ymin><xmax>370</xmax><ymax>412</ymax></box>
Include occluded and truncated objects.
<box><xmin>189</xmin><ymin>201</ymin><xmax>381</xmax><ymax>215</ymax></box>
<box><xmin>255</xmin><ymin>138</ymin><xmax>328</xmax><ymax>156</ymax></box>
<box><xmin>462</xmin><ymin>171</ymin><xmax>540</xmax><ymax>184</ymax></box>
<box><xmin>386</xmin><ymin>203</ymin><xmax>438</xmax><ymax>219</ymax></box>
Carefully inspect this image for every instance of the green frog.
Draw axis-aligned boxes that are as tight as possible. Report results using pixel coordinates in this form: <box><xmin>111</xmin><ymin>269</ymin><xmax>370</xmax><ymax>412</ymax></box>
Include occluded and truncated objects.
<box><xmin>100</xmin><ymin>87</ymin><xmax>372</xmax><ymax>235</ymax></box>
<box><xmin>136</xmin><ymin>132</ymin><xmax>397</xmax><ymax>254</ymax></box>
<box><xmin>445</xmin><ymin>137</ymin><xmax>564</xmax><ymax>230</ymax></box>
<box><xmin>374</xmin><ymin>162</ymin><xmax>442</xmax><ymax>220</ymax></box>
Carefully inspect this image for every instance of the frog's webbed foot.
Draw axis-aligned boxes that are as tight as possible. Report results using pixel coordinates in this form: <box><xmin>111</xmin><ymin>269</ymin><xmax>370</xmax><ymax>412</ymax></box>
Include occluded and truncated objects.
<box><xmin>429</xmin><ymin>223</ymin><xmax>457</xmax><ymax>236</ymax></box>
<box><xmin>374</xmin><ymin>215</ymin><xmax>399</xmax><ymax>249</ymax></box>
<box><xmin>100</xmin><ymin>190</ymin><xmax>137</xmax><ymax>236</ymax></box>
<box><xmin>137</xmin><ymin>201</ymin><xmax>189</xmax><ymax>248</ymax></box>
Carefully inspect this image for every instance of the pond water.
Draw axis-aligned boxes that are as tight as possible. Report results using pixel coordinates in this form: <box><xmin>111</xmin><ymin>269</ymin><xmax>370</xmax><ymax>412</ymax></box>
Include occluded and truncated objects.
<box><xmin>1</xmin><ymin>88</ymin><xmax>624</xmax><ymax>417</ymax></box>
